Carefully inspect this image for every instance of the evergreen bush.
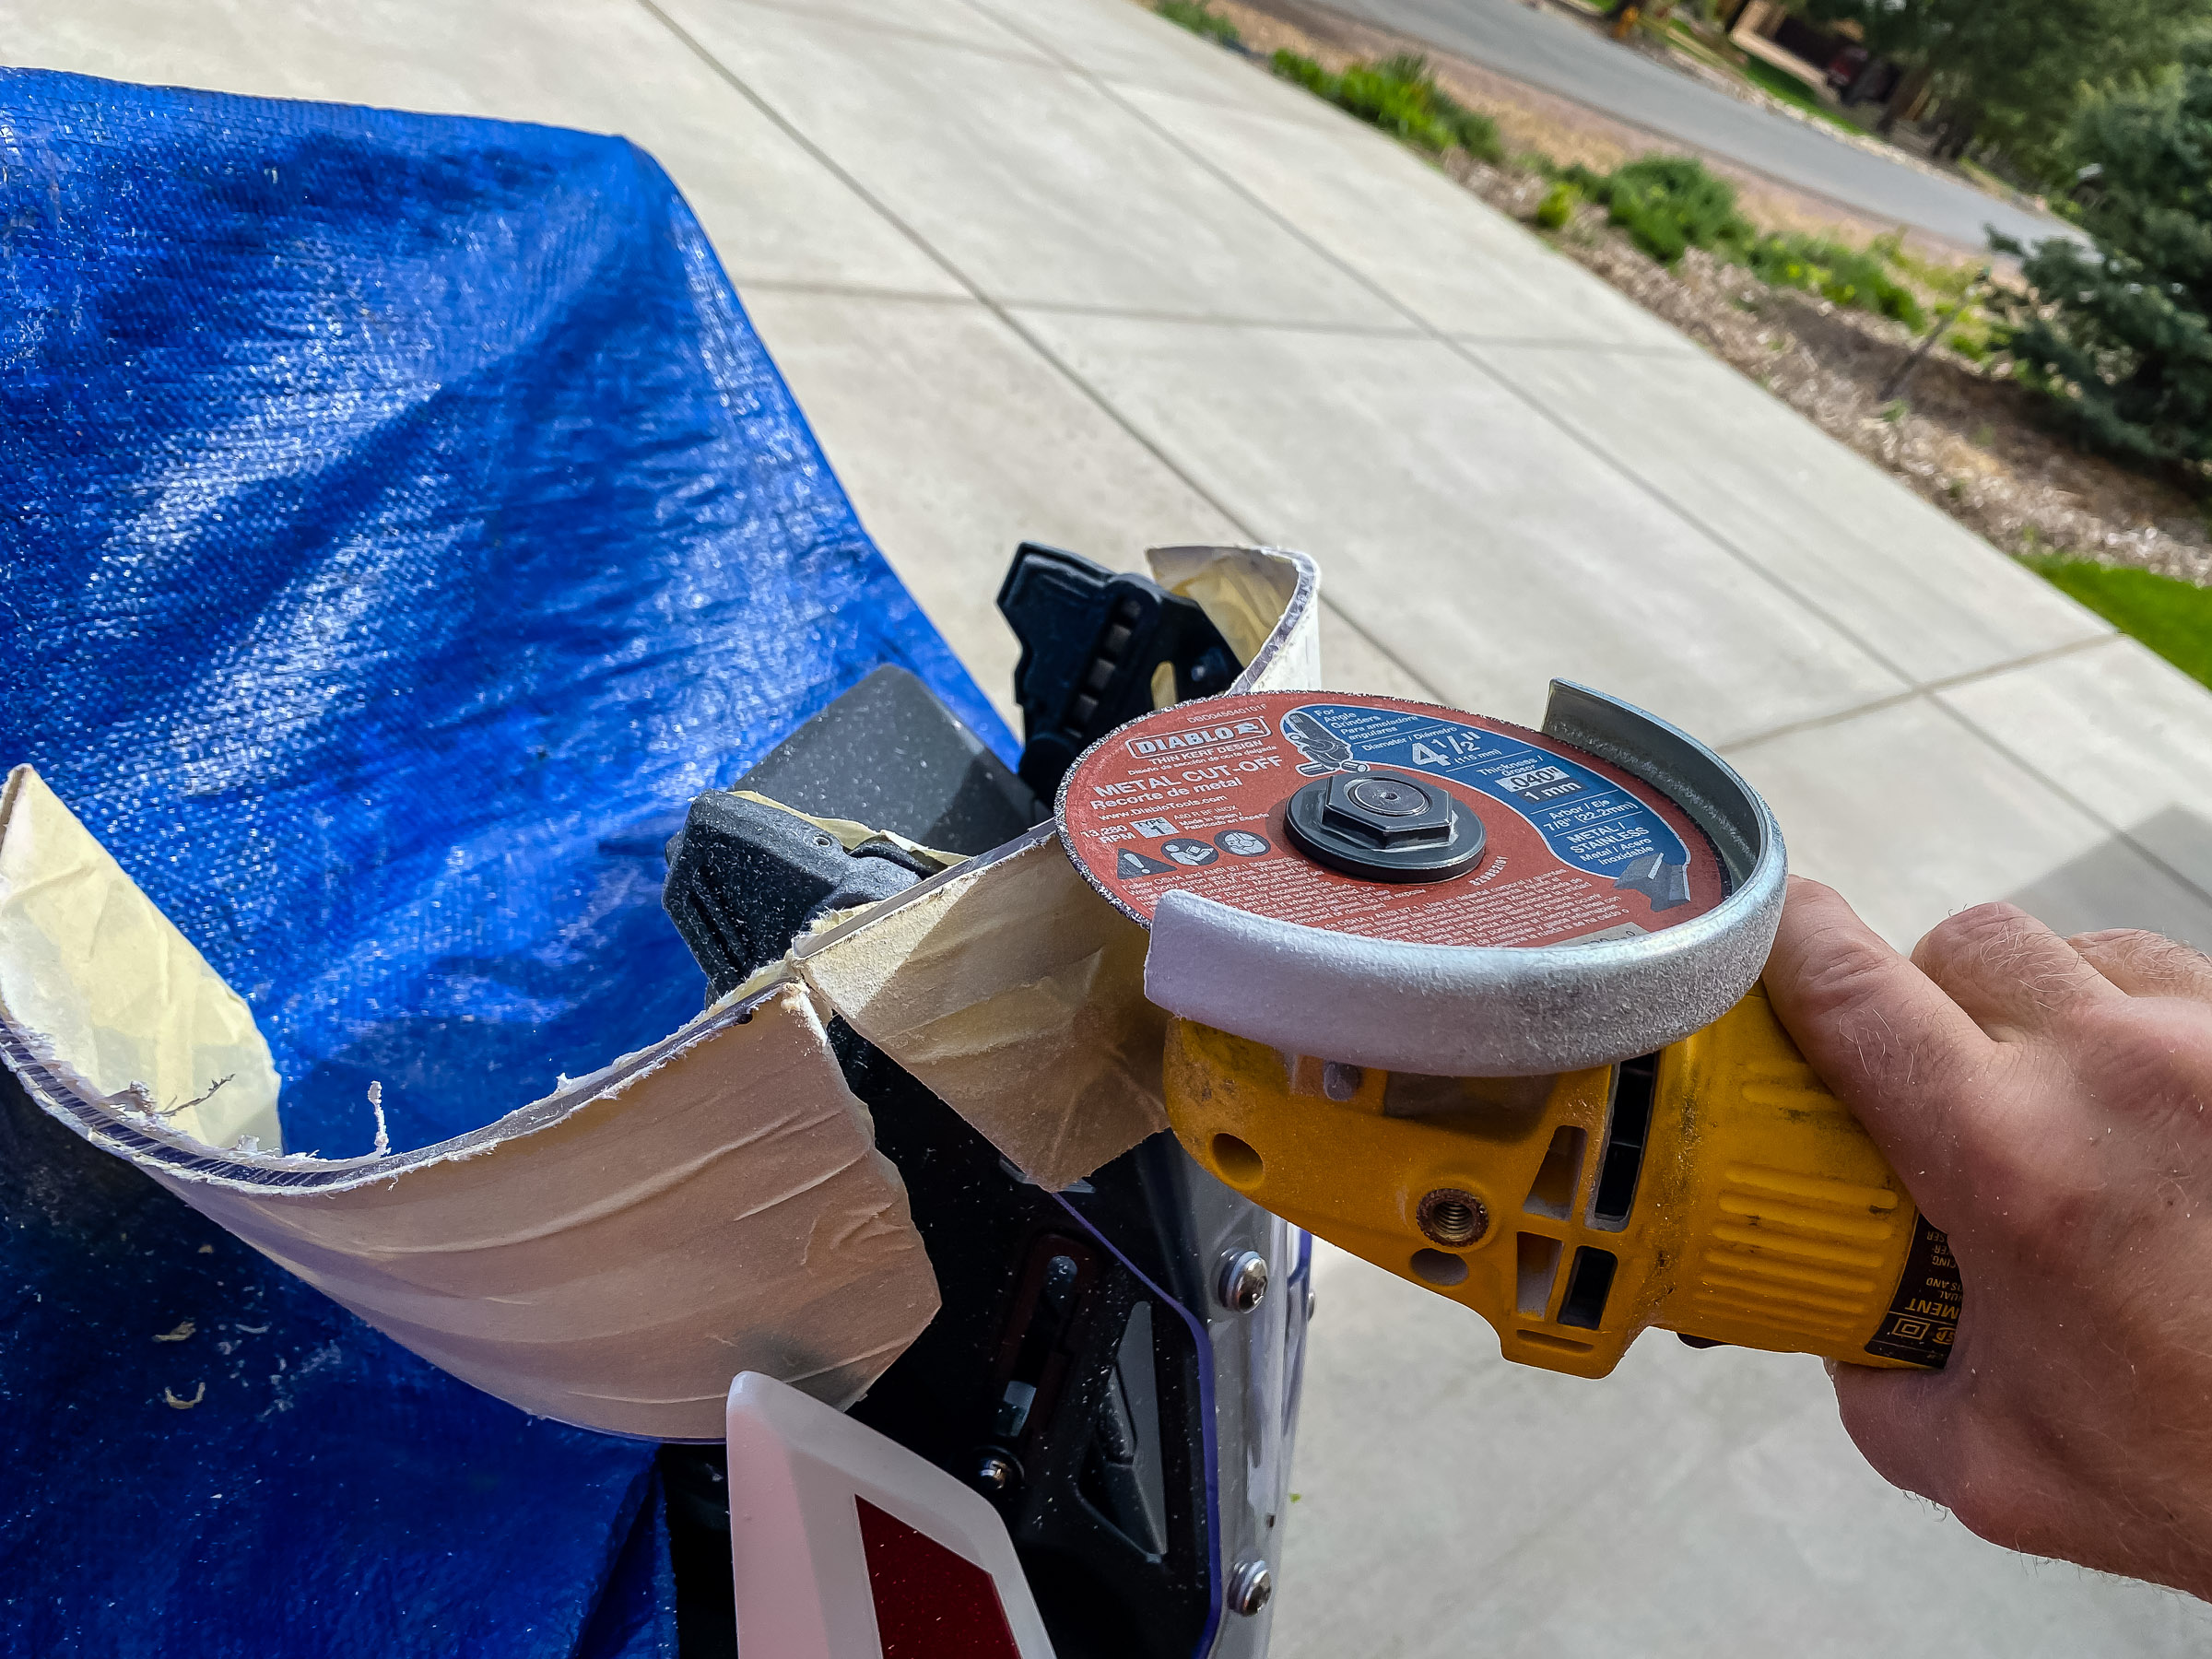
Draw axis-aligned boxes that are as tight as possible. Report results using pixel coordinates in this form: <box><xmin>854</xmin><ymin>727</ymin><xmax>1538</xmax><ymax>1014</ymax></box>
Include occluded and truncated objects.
<box><xmin>1994</xmin><ymin>50</ymin><xmax>2212</xmax><ymax>472</ymax></box>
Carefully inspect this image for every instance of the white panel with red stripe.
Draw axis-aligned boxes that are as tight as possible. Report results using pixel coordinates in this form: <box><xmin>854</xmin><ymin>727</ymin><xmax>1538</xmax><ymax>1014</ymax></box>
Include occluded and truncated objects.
<box><xmin>726</xmin><ymin>1371</ymin><xmax>1057</xmax><ymax>1659</ymax></box>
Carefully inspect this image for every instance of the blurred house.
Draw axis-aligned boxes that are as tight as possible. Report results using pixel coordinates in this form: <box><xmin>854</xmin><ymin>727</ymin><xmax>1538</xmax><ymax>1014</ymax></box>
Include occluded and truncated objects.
<box><xmin>1723</xmin><ymin>0</ymin><xmax>1958</xmax><ymax>153</ymax></box>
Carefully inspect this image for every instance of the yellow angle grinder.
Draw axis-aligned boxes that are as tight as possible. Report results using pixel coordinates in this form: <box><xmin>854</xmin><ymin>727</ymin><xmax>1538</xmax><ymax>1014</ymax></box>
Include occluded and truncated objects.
<box><xmin>1054</xmin><ymin>683</ymin><xmax>1960</xmax><ymax>1379</ymax></box>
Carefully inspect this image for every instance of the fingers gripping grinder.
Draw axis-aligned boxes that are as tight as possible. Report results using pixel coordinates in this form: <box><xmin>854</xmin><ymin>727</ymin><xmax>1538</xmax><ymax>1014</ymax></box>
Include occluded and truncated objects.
<box><xmin>1056</xmin><ymin>686</ymin><xmax>1959</xmax><ymax>1377</ymax></box>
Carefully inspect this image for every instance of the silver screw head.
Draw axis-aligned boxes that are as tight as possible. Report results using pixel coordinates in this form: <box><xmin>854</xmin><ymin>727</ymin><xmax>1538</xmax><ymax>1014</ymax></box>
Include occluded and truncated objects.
<box><xmin>1321</xmin><ymin>770</ymin><xmax>1453</xmax><ymax>845</ymax></box>
<box><xmin>1346</xmin><ymin>776</ymin><xmax>1428</xmax><ymax>817</ymax></box>
<box><xmin>975</xmin><ymin>1451</ymin><xmax>1018</xmax><ymax>1494</ymax></box>
<box><xmin>1218</xmin><ymin>1250</ymin><xmax>1270</xmax><ymax>1312</ymax></box>
<box><xmin>1229</xmin><ymin>1559</ymin><xmax>1274</xmax><ymax>1616</ymax></box>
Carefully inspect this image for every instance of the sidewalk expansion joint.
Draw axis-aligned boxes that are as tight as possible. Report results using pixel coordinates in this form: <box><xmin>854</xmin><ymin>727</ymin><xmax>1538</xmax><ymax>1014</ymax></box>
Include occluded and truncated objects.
<box><xmin>733</xmin><ymin>277</ymin><xmax>977</xmax><ymax>307</ymax></box>
<box><xmin>1444</xmin><ymin>335</ymin><xmax>1704</xmax><ymax>357</ymax></box>
<box><xmin>1001</xmin><ymin>298</ymin><xmax>1427</xmax><ymax>336</ymax></box>
<box><xmin>1934</xmin><ymin>665</ymin><xmax>2212</xmax><ymax>917</ymax></box>
<box><xmin>1721</xmin><ymin>630</ymin><xmax>2116</xmax><ymax>754</ymax></box>
<box><xmin>1720</xmin><ymin>631</ymin><xmax>2212</xmax><ymax>912</ymax></box>
<box><xmin>996</xmin><ymin>17</ymin><xmax>1947</xmax><ymax>697</ymax></box>
<box><xmin>720</xmin><ymin>0</ymin><xmax>1053</xmax><ymax>69</ymax></box>
<box><xmin>1312</xmin><ymin>598</ymin><xmax>1449</xmax><ymax>703</ymax></box>
<box><xmin>640</xmin><ymin>0</ymin><xmax>1445</xmax><ymax>707</ymax></box>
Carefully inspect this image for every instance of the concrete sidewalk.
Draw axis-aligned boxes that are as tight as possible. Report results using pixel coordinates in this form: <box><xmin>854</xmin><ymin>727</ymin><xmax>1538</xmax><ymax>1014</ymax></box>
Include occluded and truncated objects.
<box><xmin>17</xmin><ymin>0</ymin><xmax>2212</xmax><ymax>1652</ymax></box>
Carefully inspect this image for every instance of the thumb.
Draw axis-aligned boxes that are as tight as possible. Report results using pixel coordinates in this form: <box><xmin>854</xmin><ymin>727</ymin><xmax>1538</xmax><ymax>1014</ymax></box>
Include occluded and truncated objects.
<box><xmin>1830</xmin><ymin>1359</ymin><xmax>1961</xmax><ymax>1509</ymax></box>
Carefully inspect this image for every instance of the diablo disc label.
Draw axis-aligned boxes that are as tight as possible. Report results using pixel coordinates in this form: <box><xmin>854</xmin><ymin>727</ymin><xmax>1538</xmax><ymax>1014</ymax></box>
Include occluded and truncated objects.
<box><xmin>1055</xmin><ymin>691</ymin><xmax>1728</xmax><ymax>946</ymax></box>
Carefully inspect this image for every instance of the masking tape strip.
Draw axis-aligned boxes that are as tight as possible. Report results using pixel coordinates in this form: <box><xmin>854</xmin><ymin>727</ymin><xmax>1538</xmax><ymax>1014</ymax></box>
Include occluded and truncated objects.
<box><xmin>0</xmin><ymin>767</ymin><xmax>938</xmax><ymax>1441</ymax></box>
<box><xmin>797</xmin><ymin>546</ymin><xmax>1322</xmax><ymax>1189</ymax></box>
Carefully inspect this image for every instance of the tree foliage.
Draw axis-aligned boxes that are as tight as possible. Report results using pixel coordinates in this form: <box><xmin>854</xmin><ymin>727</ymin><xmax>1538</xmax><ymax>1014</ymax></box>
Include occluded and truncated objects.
<box><xmin>1793</xmin><ymin>0</ymin><xmax>2209</xmax><ymax>176</ymax></box>
<box><xmin>1996</xmin><ymin>49</ymin><xmax>2212</xmax><ymax>471</ymax></box>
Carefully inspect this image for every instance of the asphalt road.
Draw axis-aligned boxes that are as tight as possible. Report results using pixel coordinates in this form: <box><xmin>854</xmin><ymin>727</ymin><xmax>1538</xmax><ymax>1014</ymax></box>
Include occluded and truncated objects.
<box><xmin>1323</xmin><ymin>0</ymin><xmax>2076</xmax><ymax>252</ymax></box>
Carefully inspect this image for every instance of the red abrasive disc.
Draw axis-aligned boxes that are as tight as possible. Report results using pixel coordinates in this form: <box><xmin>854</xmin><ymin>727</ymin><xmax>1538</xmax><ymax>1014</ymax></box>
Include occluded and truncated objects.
<box><xmin>1055</xmin><ymin>691</ymin><xmax>1728</xmax><ymax>947</ymax></box>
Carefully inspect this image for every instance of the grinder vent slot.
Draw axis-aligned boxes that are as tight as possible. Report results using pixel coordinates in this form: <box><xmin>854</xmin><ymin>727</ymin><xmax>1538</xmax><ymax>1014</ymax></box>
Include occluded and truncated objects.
<box><xmin>1522</xmin><ymin>1126</ymin><xmax>1586</xmax><ymax>1220</ymax></box>
<box><xmin>1557</xmin><ymin>1247</ymin><xmax>1619</xmax><ymax>1330</ymax></box>
<box><xmin>1588</xmin><ymin>1053</ymin><xmax>1659</xmax><ymax>1231</ymax></box>
<box><xmin>1514</xmin><ymin>1232</ymin><xmax>1563</xmax><ymax>1316</ymax></box>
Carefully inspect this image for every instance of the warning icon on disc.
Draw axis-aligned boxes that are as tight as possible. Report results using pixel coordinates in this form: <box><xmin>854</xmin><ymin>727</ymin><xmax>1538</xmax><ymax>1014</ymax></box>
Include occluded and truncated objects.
<box><xmin>1159</xmin><ymin>839</ymin><xmax>1219</xmax><ymax>867</ymax></box>
<box><xmin>1116</xmin><ymin>848</ymin><xmax>1176</xmax><ymax>878</ymax></box>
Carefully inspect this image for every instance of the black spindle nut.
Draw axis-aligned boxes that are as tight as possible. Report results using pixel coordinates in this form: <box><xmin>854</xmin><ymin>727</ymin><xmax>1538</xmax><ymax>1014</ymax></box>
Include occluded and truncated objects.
<box><xmin>1284</xmin><ymin>768</ymin><xmax>1485</xmax><ymax>883</ymax></box>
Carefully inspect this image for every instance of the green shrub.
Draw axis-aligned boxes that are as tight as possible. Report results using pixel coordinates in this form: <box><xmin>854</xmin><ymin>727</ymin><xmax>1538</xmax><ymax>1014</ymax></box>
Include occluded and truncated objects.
<box><xmin>1882</xmin><ymin>235</ymin><xmax>1982</xmax><ymax>303</ymax></box>
<box><xmin>1745</xmin><ymin>234</ymin><xmax>1925</xmax><ymax>328</ymax></box>
<box><xmin>1569</xmin><ymin>155</ymin><xmax>1925</xmax><ymax>327</ymax></box>
<box><xmin>1156</xmin><ymin>0</ymin><xmax>1241</xmax><ymax>46</ymax></box>
<box><xmin>1535</xmin><ymin>181</ymin><xmax>1581</xmax><ymax>230</ymax></box>
<box><xmin>1601</xmin><ymin>156</ymin><xmax>1759</xmax><ymax>264</ymax></box>
<box><xmin>1945</xmin><ymin>311</ymin><xmax>1995</xmax><ymax>363</ymax></box>
<box><xmin>1270</xmin><ymin>50</ymin><xmax>1504</xmax><ymax>162</ymax></box>
<box><xmin>1559</xmin><ymin>161</ymin><xmax>1609</xmax><ymax>195</ymax></box>
<box><xmin>1333</xmin><ymin>59</ymin><xmax>1459</xmax><ymax>150</ymax></box>
<box><xmin>1380</xmin><ymin>54</ymin><xmax>1505</xmax><ymax>163</ymax></box>
<box><xmin>1272</xmin><ymin>49</ymin><xmax>1330</xmax><ymax>93</ymax></box>
<box><xmin>2029</xmin><ymin>558</ymin><xmax>2212</xmax><ymax>688</ymax></box>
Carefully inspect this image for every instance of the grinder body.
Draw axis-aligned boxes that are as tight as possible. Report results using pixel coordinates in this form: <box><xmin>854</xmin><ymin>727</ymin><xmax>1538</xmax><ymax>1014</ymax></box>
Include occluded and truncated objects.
<box><xmin>1162</xmin><ymin>986</ymin><xmax>1959</xmax><ymax>1377</ymax></box>
<box><xmin>1059</xmin><ymin>683</ymin><xmax>1960</xmax><ymax>1379</ymax></box>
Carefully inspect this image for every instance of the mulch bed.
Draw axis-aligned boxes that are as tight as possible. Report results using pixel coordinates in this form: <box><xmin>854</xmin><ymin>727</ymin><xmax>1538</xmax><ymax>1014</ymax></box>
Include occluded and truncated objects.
<box><xmin>1455</xmin><ymin>160</ymin><xmax>2212</xmax><ymax>583</ymax></box>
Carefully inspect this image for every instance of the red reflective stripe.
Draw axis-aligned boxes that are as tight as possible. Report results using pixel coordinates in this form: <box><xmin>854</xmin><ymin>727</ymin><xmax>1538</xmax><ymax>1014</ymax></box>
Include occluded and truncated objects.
<box><xmin>855</xmin><ymin>1498</ymin><xmax>1023</xmax><ymax>1659</ymax></box>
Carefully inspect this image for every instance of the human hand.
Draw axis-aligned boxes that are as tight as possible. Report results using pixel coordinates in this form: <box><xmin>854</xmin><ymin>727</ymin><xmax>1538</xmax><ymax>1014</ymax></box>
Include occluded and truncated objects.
<box><xmin>1764</xmin><ymin>875</ymin><xmax>2212</xmax><ymax>1600</ymax></box>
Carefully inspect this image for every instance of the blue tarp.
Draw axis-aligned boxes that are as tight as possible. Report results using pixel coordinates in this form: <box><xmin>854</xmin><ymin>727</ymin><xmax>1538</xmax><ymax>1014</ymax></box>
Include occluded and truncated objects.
<box><xmin>0</xmin><ymin>65</ymin><xmax>1010</xmax><ymax>1159</ymax></box>
<box><xmin>0</xmin><ymin>1076</ymin><xmax>678</xmax><ymax>1659</ymax></box>
<box><xmin>0</xmin><ymin>65</ymin><xmax>1006</xmax><ymax>1654</ymax></box>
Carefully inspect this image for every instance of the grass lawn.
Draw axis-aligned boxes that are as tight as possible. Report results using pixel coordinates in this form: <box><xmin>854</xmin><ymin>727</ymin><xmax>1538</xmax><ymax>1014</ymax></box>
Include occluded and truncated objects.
<box><xmin>1956</xmin><ymin>156</ymin><xmax>2041</xmax><ymax>205</ymax></box>
<box><xmin>2032</xmin><ymin>559</ymin><xmax>2212</xmax><ymax>690</ymax></box>
<box><xmin>1733</xmin><ymin>53</ymin><xmax>1864</xmax><ymax>137</ymax></box>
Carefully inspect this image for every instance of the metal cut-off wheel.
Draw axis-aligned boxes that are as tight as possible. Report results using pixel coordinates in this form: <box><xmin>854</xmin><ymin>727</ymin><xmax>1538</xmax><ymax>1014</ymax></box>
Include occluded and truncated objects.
<box><xmin>1054</xmin><ymin>682</ymin><xmax>1787</xmax><ymax>1077</ymax></box>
